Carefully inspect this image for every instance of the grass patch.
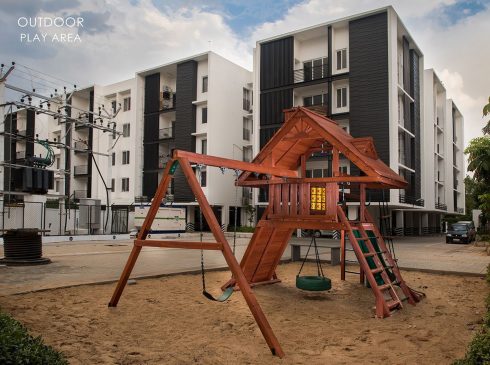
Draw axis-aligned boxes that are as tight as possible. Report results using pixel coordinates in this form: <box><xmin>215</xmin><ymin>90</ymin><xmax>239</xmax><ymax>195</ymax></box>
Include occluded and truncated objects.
<box><xmin>0</xmin><ymin>310</ymin><xmax>68</xmax><ymax>364</ymax></box>
<box><xmin>453</xmin><ymin>265</ymin><xmax>490</xmax><ymax>364</ymax></box>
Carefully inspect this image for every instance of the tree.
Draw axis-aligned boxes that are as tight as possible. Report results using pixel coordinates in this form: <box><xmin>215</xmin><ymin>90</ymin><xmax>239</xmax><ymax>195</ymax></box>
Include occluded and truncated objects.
<box><xmin>465</xmin><ymin>136</ymin><xmax>490</xmax><ymax>184</ymax></box>
<box><xmin>483</xmin><ymin>96</ymin><xmax>490</xmax><ymax>135</ymax></box>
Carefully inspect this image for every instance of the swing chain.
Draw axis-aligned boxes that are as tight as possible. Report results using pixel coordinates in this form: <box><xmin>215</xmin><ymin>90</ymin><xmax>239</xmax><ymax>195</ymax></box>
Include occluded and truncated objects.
<box><xmin>297</xmin><ymin>235</ymin><xmax>324</xmax><ymax>278</ymax></box>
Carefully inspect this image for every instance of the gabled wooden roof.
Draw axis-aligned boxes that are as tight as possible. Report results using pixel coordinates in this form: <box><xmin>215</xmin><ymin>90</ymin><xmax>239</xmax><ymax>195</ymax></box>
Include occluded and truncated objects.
<box><xmin>239</xmin><ymin>107</ymin><xmax>407</xmax><ymax>189</ymax></box>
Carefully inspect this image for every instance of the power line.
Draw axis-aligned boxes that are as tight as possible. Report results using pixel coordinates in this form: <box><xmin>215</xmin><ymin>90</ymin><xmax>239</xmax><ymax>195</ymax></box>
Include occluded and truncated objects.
<box><xmin>15</xmin><ymin>62</ymin><xmax>78</xmax><ymax>87</ymax></box>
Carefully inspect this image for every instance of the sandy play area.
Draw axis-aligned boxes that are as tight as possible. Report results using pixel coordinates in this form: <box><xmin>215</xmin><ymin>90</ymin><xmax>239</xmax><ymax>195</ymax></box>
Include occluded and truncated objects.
<box><xmin>0</xmin><ymin>262</ymin><xmax>487</xmax><ymax>364</ymax></box>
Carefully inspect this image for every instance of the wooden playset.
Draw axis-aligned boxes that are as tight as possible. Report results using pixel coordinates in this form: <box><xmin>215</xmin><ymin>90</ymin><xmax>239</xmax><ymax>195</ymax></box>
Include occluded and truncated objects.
<box><xmin>109</xmin><ymin>107</ymin><xmax>423</xmax><ymax>358</ymax></box>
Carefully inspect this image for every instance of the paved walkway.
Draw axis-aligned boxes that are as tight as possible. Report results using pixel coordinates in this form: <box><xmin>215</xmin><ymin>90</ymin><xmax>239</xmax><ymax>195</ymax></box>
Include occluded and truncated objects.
<box><xmin>0</xmin><ymin>234</ymin><xmax>488</xmax><ymax>296</ymax></box>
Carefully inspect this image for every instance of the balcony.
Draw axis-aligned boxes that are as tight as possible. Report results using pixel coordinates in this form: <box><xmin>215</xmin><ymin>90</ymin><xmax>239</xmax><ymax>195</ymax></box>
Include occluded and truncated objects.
<box><xmin>304</xmin><ymin>103</ymin><xmax>327</xmax><ymax>116</ymax></box>
<box><xmin>158</xmin><ymin>156</ymin><xmax>170</xmax><ymax>169</ymax></box>
<box><xmin>160</xmin><ymin>91</ymin><xmax>176</xmax><ymax>112</ymax></box>
<box><xmin>435</xmin><ymin>202</ymin><xmax>447</xmax><ymax>211</ymax></box>
<box><xmin>243</xmin><ymin>128</ymin><xmax>251</xmax><ymax>141</ymax></box>
<box><xmin>16</xmin><ymin>150</ymin><xmax>26</xmax><ymax>160</ymax></box>
<box><xmin>74</xmin><ymin>165</ymin><xmax>88</xmax><ymax>176</ymax></box>
<box><xmin>74</xmin><ymin>141</ymin><xmax>88</xmax><ymax>153</ymax></box>
<box><xmin>294</xmin><ymin>63</ymin><xmax>328</xmax><ymax>84</ymax></box>
<box><xmin>74</xmin><ymin>190</ymin><xmax>87</xmax><ymax>199</ymax></box>
<box><xmin>159</xmin><ymin>127</ymin><xmax>174</xmax><ymax>140</ymax></box>
<box><xmin>399</xmin><ymin>193</ymin><xmax>424</xmax><ymax>207</ymax></box>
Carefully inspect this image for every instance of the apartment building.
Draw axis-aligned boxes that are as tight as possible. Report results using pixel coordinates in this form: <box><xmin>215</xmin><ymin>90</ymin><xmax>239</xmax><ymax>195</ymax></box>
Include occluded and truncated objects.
<box><xmin>253</xmin><ymin>6</ymin><xmax>465</xmax><ymax>235</ymax></box>
<box><xmin>136</xmin><ymin>52</ymin><xmax>253</xmax><ymax>228</ymax></box>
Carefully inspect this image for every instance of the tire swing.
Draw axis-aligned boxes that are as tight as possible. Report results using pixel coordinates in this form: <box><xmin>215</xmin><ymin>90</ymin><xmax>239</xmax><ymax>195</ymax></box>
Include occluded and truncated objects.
<box><xmin>296</xmin><ymin>235</ymin><xmax>331</xmax><ymax>291</ymax></box>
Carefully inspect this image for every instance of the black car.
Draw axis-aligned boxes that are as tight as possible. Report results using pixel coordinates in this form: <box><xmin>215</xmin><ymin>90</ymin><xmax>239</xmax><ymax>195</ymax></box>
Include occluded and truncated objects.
<box><xmin>446</xmin><ymin>223</ymin><xmax>474</xmax><ymax>244</ymax></box>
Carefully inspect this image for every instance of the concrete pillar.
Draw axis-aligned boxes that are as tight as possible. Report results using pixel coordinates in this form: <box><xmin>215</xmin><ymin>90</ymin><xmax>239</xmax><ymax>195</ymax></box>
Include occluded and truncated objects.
<box><xmin>421</xmin><ymin>212</ymin><xmax>429</xmax><ymax>235</ymax></box>
<box><xmin>395</xmin><ymin>210</ymin><xmax>404</xmax><ymax>236</ymax></box>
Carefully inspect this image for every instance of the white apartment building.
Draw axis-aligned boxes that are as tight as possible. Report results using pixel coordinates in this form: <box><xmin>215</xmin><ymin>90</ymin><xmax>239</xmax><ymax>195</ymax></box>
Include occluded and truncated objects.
<box><xmin>252</xmin><ymin>6</ymin><xmax>465</xmax><ymax>235</ymax></box>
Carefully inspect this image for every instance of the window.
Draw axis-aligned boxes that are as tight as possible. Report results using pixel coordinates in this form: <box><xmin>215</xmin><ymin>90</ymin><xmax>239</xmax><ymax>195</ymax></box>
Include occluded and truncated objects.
<box><xmin>336</xmin><ymin>87</ymin><xmax>348</xmax><ymax>108</ymax></box>
<box><xmin>303</xmin><ymin>93</ymin><xmax>328</xmax><ymax>107</ymax></box>
<box><xmin>123</xmin><ymin>97</ymin><xmax>131</xmax><ymax>111</ymax></box>
<box><xmin>111</xmin><ymin>100</ymin><xmax>117</xmax><ymax>114</ymax></box>
<box><xmin>202</xmin><ymin>107</ymin><xmax>207</xmax><ymax>124</ymax></box>
<box><xmin>303</xmin><ymin>57</ymin><xmax>328</xmax><ymax>81</ymax></box>
<box><xmin>200</xmin><ymin>169</ymin><xmax>207</xmax><ymax>187</ymax></box>
<box><xmin>201</xmin><ymin>139</ymin><xmax>207</xmax><ymax>155</ymax></box>
<box><xmin>121</xmin><ymin>178</ymin><xmax>129</xmax><ymax>192</ymax></box>
<box><xmin>111</xmin><ymin>179</ymin><xmax>115</xmax><ymax>193</ymax></box>
<box><xmin>243</xmin><ymin>88</ymin><xmax>251</xmax><ymax>111</ymax></box>
<box><xmin>123</xmin><ymin>123</ymin><xmax>130</xmax><ymax>137</ymax></box>
<box><xmin>56</xmin><ymin>157</ymin><xmax>60</xmax><ymax>169</ymax></box>
<box><xmin>55</xmin><ymin>181</ymin><xmax>60</xmax><ymax>193</ymax></box>
<box><xmin>339</xmin><ymin>166</ymin><xmax>348</xmax><ymax>175</ymax></box>
<box><xmin>243</xmin><ymin>146</ymin><xmax>253</xmax><ymax>162</ymax></box>
<box><xmin>202</xmin><ymin>76</ymin><xmax>208</xmax><ymax>93</ymax></box>
<box><xmin>122</xmin><ymin>150</ymin><xmax>130</xmax><ymax>165</ymax></box>
<box><xmin>336</xmin><ymin>49</ymin><xmax>348</xmax><ymax>70</ymax></box>
<box><xmin>243</xmin><ymin>117</ymin><xmax>252</xmax><ymax>141</ymax></box>
<box><xmin>112</xmin><ymin>152</ymin><xmax>115</xmax><ymax>166</ymax></box>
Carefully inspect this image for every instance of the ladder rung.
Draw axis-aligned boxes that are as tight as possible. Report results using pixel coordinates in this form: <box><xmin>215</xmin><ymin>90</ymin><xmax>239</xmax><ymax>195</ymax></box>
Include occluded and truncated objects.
<box><xmin>345</xmin><ymin>248</ymin><xmax>355</xmax><ymax>252</ymax></box>
<box><xmin>387</xmin><ymin>299</ymin><xmax>401</xmax><ymax>310</ymax></box>
<box><xmin>344</xmin><ymin>259</ymin><xmax>358</xmax><ymax>264</ymax></box>
<box><xmin>345</xmin><ymin>270</ymin><xmax>360</xmax><ymax>275</ymax></box>
<box><xmin>356</xmin><ymin>236</ymin><xmax>382</xmax><ymax>241</ymax></box>
<box><xmin>380</xmin><ymin>215</ymin><xmax>391</xmax><ymax>219</ymax></box>
<box><xmin>364</xmin><ymin>251</ymin><xmax>387</xmax><ymax>257</ymax></box>
<box><xmin>378</xmin><ymin>283</ymin><xmax>392</xmax><ymax>291</ymax></box>
<box><xmin>371</xmin><ymin>267</ymin><xmax>384</xmax><ymax>274</ymax></box>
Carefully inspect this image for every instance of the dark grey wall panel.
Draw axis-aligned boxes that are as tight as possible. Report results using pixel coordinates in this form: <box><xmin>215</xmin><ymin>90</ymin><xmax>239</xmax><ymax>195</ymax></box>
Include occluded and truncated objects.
<box><xmin>174</xmin><ymin>60</ymin><xmax>198</xmax><ymax>202</ymax></box>
<box><xmin>142</xmin><ymin>171</ymin><xmax>158</xmax><ymax>199</ymax></box>
<box><xmin>410</xmin><ymin>49</ymin><xmax>421</xmax><ymax>200</ymax></box>
<box><xmin>26</xmin><ymin>109</ymin><xmax>35</xmax><ymax>158</ymax></box>
<box><xmin>144</xmin><ymin>73</ymin><xmax>160</xmax><ymax>114</ymax></box>
<box><xmin>259</xmin><ymin>88</ymin><xmax>293</xmax><ymax>148</ymax></box>
<box><xmin>260</xmin><ymin>37</ymin><xmax>294</xmax><ymax>90</ymax></box>
<box><xmin>87</xmin><ymin>90</ymin><xmax>94</xmax><ymax>198</ymax></box>
<box><xmin>4</xmin><ymin>112</ymin><xmax>16</xmax><ymax>191</ymax></box>
<box><xmin>349</xmin><ymin>11</ymin><xmax>390</xmax><ymax>168</ymax></box>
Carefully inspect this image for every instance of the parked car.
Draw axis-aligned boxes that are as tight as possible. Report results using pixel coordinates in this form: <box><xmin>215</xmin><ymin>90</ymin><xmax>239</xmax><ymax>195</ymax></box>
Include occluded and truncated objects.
<box><xmin>456</xmin><ymin>221</ymin><xmax>476</xmax><ymax>242</ymax></box>
<box><xmin>446</xmin><ymin>222</ymin><xmax>475</xmax><ymax>244</ymax></box>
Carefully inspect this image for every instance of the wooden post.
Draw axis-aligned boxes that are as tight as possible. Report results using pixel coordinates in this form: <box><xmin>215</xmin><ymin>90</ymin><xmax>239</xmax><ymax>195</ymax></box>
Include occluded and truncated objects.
<box><xmin>360</xmin><ymin>184</ymin><xmax>366</xmax><ymax>222</ymax></box>
<box><xmin>178</xmin><ymin>158</ymin><xmax>285</xmax><ymax>358</ymax></box>
<box><xmin>108</xmin><ymin>160</ymin><xmax>175</xmax><ymax>307</ymax></box>
<box><xmin>332</xmin><ymin>147</ymin><xmax>339</xmax><ymax>177</ymax></box>
<box><xmin>340</xmin><ymin>229</ymin><xmax>345</xmax><ymax>280</ymax></box>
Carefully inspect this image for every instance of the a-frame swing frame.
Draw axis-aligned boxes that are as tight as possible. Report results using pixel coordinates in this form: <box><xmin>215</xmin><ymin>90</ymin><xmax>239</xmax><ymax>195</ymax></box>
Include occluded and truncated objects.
<box><xmin>108</xmin><ymin>151</ymin><xmax>296</xmax><ymax>358</ymax></box>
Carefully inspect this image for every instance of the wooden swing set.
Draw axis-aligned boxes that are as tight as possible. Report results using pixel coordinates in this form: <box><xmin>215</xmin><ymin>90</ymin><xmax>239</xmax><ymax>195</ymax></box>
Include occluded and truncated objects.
<box><xmin>108</xmin><ymin>107</ymin><xmax>423</xmax><ymax>358</ymax></box>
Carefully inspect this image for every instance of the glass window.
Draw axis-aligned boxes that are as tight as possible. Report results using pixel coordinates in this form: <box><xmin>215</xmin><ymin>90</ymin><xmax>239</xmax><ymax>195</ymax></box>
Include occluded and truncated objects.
<box><xmin>336</xmin><ymin>87</ymin><xmax>347</xmax><ymax>108</ymax></box>
<box><xmin>336</xmin><ymin>49</ymin><xmax>348</xmax><ymax>70</ymax></box>
<box><xmin>122</xmin><ymin>178</ymin><xmax>129</xmax><ymax>192</ymax></box>
<box><xmin>201</xmin><ymin>139</ymin><xmax>207</xmax><ymax>155</ymax></box>
<box><xmin>202</xmin><ymin>76</ymin><xmax>208</xmax><ymax>93</ymax></box>
<box><xmin>123</xmin><ymin>123</ymin><xmax>130</xmax><ymax>137</ymax></box>
<box><xmin>123</xmin><ymin>97</ymin><xmax>131</xmax><ymax>111</ymax></box>
<box><xmin>122</xmin><ymin>151</ymin><xmax>130</xmax><ymax>165</ymax></box>
<box><xmin>202</xmin><ymin>108</ymin><xmax>207</xmax><ymax>124</ymax></box>
<box><xmin>112</xmin><ymin>152</ymin><xmax>115</xmax><ymax>166</ymax></box>
<box><xmin>111</xmin><ymin>178</ymin><xmax>115</xmax><ymax>192</ymax></box>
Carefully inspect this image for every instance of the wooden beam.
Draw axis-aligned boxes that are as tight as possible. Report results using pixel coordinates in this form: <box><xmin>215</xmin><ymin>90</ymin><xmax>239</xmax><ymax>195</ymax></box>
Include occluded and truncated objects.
<box><xmin>258</xmin><ymin>219</ymin><xmax>345</xmax><ymax>231</ymax></box>
<box><xmin>332</xmin><ymin>147</ymin><xmax>339</xmax><ymax>177</ymax></box>
<box><xmin>109</xmin><ymin>160</ymin><xmax>175</xmax><ymax>307</ymax></box>
<box><xmin>135</xmin><ymin>239</ymin><xmax>222</xmax><ymax>250</ymax></box>
<box><xmin>237</xmin><ymin>176</ymin><xmax>388</xmax><ymax>186</ymax></box>
<box><xmin>173</xmin><ymin>150</ymin><xmax>297</xmax><ymax>178</ymax></box>
<box><xmin>178</xmin><ymin>157</ymin><xmax>285</xmax><ymax>358</ymax></box>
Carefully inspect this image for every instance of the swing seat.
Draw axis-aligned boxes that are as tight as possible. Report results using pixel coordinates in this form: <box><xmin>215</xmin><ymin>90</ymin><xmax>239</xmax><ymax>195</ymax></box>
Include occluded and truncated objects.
<box><xmin>202</xmin><ymin>286</ymin><xmax>235</xmax><ymax>302</ymax></box>
<box><xmin>296</xmin><ymin>275</ymin><xmax>331</xmax><ymax>291</ymax></box>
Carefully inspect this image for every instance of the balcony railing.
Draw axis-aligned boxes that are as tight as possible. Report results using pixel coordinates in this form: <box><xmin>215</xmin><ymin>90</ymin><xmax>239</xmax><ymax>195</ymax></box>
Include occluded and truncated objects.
<box><xmin>16</xmin><ymin>150</ymin><xmax>26</xmax><ymax>160</ymax></box>
<box><xmin>74</xmin><ymin>165</ymin><xmax>88</xmax><ymax>176</ymax></box>
<box><xmin>399</xmin><ymin>193</ymin><xmax>424</xmax><ymax>207</ymax></box>
<box><xmin>304</xmin><ymin>103</ymin><xmax>327</xmax><ymax>116</ymax></box>
<box><xmin>243</xmin><ymin>128</ymin><xmax>251</xmax><ymax>141</ymax></box>
<box><xmin>160</xmin><ymin>92</ymin><xmax>176</xmax><ymax>111</ymax></box>
<box><xmin>74</xmin><ymin>190</ymin><xmax>87</xmax><ymax>199</ymax></box>
<box><xmin>294</xmin><ymin>64</ymin><xmax>328</xmax><ymax>84</ymax></box>
<box><xmin>159</xmin><ymin>127</ymin><xmax>173</xmax><ymax>140</ymax></box>
<box><xmin>243</xmin><ymin>99</ymin><xmax>251</xmax><ymax>112</ymax></box>
<box><xmin>435</xmin><ymin>202</ymin><xmax>447</xmax><ymax>210</ymax></box>
<box><xmin>74</xmin><ymin>141</ymin><xmax>88</xmax><ymax>153</ymax></box>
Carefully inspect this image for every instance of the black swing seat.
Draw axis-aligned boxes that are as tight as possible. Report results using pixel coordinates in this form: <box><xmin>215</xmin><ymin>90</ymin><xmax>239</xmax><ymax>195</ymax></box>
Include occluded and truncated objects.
<box><xmin>296</xmin><ymin>275</ymin><xmax>331</xmax><ymax>291</ymax></box>
<box><xmin>202</xmin><ymin>286</ymin><xmax>235</xmax><ymax>302</ymax></box>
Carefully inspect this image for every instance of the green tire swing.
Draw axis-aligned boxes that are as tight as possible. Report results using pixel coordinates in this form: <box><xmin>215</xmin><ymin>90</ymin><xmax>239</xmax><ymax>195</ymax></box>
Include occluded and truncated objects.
<box><xmin>296</xmin><ymin>235</ymin><xmax>332</xmax><ymax>291</ymax></box>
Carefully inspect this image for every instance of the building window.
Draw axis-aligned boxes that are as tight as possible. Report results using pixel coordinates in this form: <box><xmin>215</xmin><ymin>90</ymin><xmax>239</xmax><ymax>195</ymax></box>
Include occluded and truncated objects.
<box><xmin>201</xmin><ymin>139</ymin><xmax>207</xmax><ymax>155</ymax></box>
<box><xmin>122</xmin><ymin>150</ymin><xmax>130</xmax><ymax>165</ymax></box>
<box><xmin>303</xmin><ymin>93</ymin><xmax>328</xmax><ymax>107</ymax></box>
<box><xmin>111</xmin><ymin>100</ymin><xmax>117</xmax><ymax>114</ymax></box>
<box><xmin>202</xmin><ymin>107</ymin><xmax>207</xmax><ymax>124</ymax></box>
<box><xmin>123</xmin><ymin>97</ymin><xmax>131</xmax><ymax>111</ymax></box>
<box><xmin>243</xmin><ymin>146</ymin><xmax>253</xmax><ymax>162</ymax></box>
<box><xmin>202</xmin><ymin>76</ymin><xmax>208</xmax><ymax>93</ymax></box>
<box><xmin>243</xmin><ymin>117</ymin><xmax>252</xmax><ymax>141</ymax></box>
<box><xmin>123</xmin><ymin>123</ymin><xmax>130</xmax><ymax>137</ymax></box>
<box><xmin>200</xmin><ymin>169</ymin><xmax>207</xmax><ymax>187</ymax></box>
<box><xmin>111</xmin><ymin>178</ymin><xmax>115</xmax><ymax>192</ymax></box>
<box><xmin>55</xmin><ymin>180</ymin><xmax>60</xmax><ymax>193</ymax></box>
<box><xmin>121</xmin><ymin>178</ymin><xmax>129</xmax><ymax>192</ymax></box>
<box><xmin>303</xmin><ymin>57</ymin><xmax>328</xmax><ymax>82</ymax></box>
<box><xmin>112</xmin><ymin>152</ymin><xmax>115</xmax><ymax>166</ymax></box>
<box><xmin>336</xmin><ymin>87</ymin><xmax>348</xmax><ymax>108</ymax></box>
<box><xmin>243</xmin><ymin>88</ymin><xmax>251</xmax><ymax>111</ymax></box>
<box><xmin>56</xmin><ymin>157</ymin><xmax>60</xmax><ymax>169</ymax></box>
<box><xmin>336</xmin><ymin>48</ymin><xmax>348</xmax><ymax>70</ymax></box>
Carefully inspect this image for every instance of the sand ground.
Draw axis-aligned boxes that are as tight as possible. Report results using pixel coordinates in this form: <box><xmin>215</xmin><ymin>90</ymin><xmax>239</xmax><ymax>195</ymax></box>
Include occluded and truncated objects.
<box><xmin>0</xmin><ymin>263</ymin><xmax>487</xmax><ymax>365</ymax></box>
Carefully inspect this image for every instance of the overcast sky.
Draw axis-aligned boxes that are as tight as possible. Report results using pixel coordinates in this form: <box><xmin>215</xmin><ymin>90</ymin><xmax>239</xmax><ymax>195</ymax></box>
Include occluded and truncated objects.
<box><xmin>0</xmin><ymin>0</ymin><xmax>488</xmax><ymax>149</ymax></box>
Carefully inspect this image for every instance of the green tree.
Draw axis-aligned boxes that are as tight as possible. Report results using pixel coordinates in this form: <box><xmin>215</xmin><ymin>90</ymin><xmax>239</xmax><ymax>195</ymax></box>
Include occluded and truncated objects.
<box><xmin>465</xmin><ymin>136</ymin><xmax>490</xmax><ymax>184</ymax></box>
<box><xmin>483</xmin><ymin>96</ymin><xmax>490</xmax><ymax>135</ymax></box>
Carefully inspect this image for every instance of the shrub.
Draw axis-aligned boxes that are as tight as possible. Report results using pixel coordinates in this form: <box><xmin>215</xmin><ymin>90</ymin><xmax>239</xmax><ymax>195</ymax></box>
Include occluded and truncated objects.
<box><xmin>226</xmin><ymin>225</ymin><xmax>255</xmax><ymax>233</ymax></box>
<box><xmin>0</xmin><ymin>310</ymin><xmax>68</xmax><ymax>364</ymax></box>
<box><xmin>453</xmin><ymin>264</ymin><xmax>490</xmax><ymax>364</ymax></box>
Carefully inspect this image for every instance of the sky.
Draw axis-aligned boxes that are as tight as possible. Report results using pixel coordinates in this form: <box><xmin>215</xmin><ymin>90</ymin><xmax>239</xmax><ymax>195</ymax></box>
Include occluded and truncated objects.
<box><xmin>0</xmin><ymin>0</ymin><xmax>488</xmax><ymax>150</ymax></box>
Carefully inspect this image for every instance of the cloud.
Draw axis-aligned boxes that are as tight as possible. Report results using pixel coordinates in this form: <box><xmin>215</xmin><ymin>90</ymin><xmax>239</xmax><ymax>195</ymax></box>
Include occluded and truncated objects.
<box><xmin>78</xmin><ymin>11</ymin><xmax>114</xmax><ymax>35</ymax></box>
